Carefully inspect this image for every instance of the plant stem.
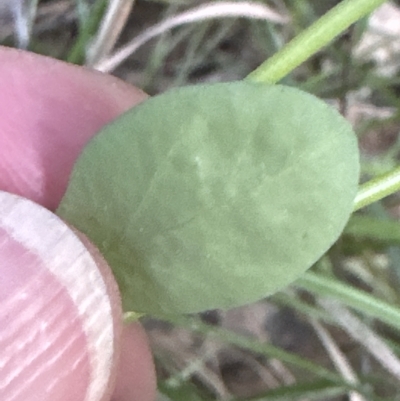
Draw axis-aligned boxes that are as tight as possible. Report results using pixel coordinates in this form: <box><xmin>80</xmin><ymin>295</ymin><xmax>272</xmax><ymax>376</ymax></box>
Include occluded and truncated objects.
<box><xmin>354</xmin><ymin>166</ymin><xmax>400</xmax><ymax>211</ymax></box>
<box><xmin>247</xmin><ymin>0</ymin><xmax>386</xmax><ymax>84</ymax></box>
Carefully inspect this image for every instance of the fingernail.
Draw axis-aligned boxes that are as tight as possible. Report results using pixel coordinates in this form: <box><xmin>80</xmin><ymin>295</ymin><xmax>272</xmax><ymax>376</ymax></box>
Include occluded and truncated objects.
<box><xmin>0</xmin><ymin>191</ymin><xmax>119</xmax><ymax>401</ymax></box>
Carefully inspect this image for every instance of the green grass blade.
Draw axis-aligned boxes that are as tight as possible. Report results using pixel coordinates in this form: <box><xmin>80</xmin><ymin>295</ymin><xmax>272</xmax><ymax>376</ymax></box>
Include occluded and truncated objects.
<box><xmin>297</xmin><ymin>272</ymin><xmax>400</xmax><ymax>332</ymax></box>
<box><xmin>345</xmin><ymin>214</ymin><xmax>400</xmax><ymax>244</ymax></box>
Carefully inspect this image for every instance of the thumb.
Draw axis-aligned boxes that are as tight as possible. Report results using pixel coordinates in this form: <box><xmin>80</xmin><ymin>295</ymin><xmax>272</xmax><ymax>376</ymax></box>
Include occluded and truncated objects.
<box><xmin>0</xmin><ymin>190</ymin><xmax>122</xmax><ymax>401</ymax></box>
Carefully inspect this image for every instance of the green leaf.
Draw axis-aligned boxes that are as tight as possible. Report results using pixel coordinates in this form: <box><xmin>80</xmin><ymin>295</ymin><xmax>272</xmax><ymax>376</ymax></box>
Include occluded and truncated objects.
<box><xmin>57</xmin><ymin>82</ymin><xmax>359</xmax><ymax>316</ymax></box>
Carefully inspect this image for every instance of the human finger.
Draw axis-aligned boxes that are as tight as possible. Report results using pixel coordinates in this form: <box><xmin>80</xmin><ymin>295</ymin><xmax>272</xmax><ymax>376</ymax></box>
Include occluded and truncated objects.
<box><xmin>0</xmin><ymin>47</ymin><xmax>156</xmax><ymax>401</ymax></box>
<box><xmin>0</xmin><ymin>191</ymin><xmax>121</xmax><ymax>401</ymax></box>
<box><xmin>0</xmin><ymin>45</ymin><xmax>147</xmax><ymax>211</ymax></box>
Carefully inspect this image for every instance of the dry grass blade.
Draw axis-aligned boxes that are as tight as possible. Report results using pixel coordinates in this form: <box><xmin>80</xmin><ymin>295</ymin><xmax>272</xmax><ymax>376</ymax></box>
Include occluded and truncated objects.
<box><xmin>354</xmin><ymin>1</ymin><xmax>400</xmax><ymax>77</ymax></box>
<box><xmin>94</xmin><ymin>1</ymin><xmax>290</xmax><ymax>72</ymax></box>
<box><xmin>311</xmin><ymin>319</ymin><xmax>366</xmax><ymax>401</ymax></box>
<box><xmin>319</xmin><ymin>298</ymin><xmax>400</xmax><ymax>382</ymax></box>
<box><xmin>3</xmin><ymin>0</ymin><xmax>39</xmax><ymax>49</ymax></box>
<box><xmin>86</xmin><ymin>0</ymin><xmax>135</xmax><ymax>67</ymax></box>
<box><xmin>163</xmin><ymin>348</ymin><xmax>231</xmax><ymax>399</ymax></box>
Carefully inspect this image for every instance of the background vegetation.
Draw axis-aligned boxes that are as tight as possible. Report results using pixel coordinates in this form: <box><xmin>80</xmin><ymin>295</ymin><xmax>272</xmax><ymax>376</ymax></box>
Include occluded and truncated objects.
<box><xmin>2</xmin><ymin>0</ymin><xmax>400</xmax><ymax>399</ymax></box>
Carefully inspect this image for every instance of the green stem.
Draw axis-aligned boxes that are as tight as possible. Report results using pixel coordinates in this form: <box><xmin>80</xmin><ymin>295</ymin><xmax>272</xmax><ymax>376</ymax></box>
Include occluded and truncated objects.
<box><xmin>354</xmin><ymin>166</ymin><xmax>400</xmax><ymax>211</ymax></box>
<box><xmin>247</xmin><ymin>0</ymin><xmax>386</xmax><ymax>84</ymax></box>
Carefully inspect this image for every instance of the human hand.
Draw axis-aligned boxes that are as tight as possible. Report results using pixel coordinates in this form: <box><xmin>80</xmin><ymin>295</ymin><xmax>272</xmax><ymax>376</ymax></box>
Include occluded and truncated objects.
<box><xmin>0</xmin><ymin>46</ymin><xmax>156</xmax><ymax>401</ymax></box>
